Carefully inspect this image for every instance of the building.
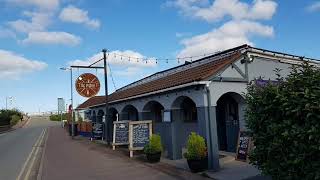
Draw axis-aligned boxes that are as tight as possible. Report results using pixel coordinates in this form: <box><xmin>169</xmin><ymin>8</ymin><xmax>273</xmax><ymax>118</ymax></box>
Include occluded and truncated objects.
<box><xmin>75</xmin><ymin>44</ymin><xmax>320</xmax><ymax>170</ymax></box>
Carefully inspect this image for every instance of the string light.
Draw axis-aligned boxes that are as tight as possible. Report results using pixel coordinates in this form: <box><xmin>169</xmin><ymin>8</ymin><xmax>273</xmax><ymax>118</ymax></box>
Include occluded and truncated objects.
<box><xmin>103</xmin><ymin>50</ymin><xmax>223</xmax><ymax>64</ymax></box>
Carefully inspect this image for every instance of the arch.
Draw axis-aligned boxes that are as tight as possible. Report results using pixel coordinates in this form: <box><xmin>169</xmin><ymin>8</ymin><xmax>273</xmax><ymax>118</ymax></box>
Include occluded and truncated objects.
<box><xmin>216</xmin><ymin>92</ymin><xmax>245</xmax><ymax>152</ymax></box>
<box><xmin>107</xmin><ymin>107</ymin><xmax>119</xmax><ymax>140</ymax></box>
<box><xmin>170</xmin><ymin>96</ymin><xmax>199</xmax><ymax>159</ymax></box>
<box><xmin>97</xmin><ymin>109</ymin><xmax>104</xmax><ymax>123</ymax></box>
<box><xmin>142</xmin><ymin>101</ymin><xmax>164</xmax><ymax>123</ymax></box>
<box><xmin>171</xmin><ymin>96</ymin><xmax>197</xmax><ymax>122</ymax></box>
<box><xmin>120</xmin><ymin>104</ymin><xmax>139</xmax><ymax>121</ymax></box>
<box><xmin>92</xmin><ymin>110</ymin><xmax>97</xmax><ymax>122</ymax></box>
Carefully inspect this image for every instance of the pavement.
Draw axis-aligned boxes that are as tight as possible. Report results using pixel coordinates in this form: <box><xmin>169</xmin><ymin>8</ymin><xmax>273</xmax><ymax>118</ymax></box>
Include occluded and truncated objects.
<box><xmin>0</xmin><ymin>117</ymin><xmax>270</xmax><ymax>180</ymax></box>
<box><xmin>41</xmin><ymin>126</ymin><xmax>210</xmax><ymax>180</ymax></box>
<box><xmin>204</xmin><ymin>156</ymin><xmax>262</xmax><ymax>180</ymax></box>
<box><xmin>0</xmin><ymin>116</ymin><xmax>57</xmax><ymax>180</ymax></box>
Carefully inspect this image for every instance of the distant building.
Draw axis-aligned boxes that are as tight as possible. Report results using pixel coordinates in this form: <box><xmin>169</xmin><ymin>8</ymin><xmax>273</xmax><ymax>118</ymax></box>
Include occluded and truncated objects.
<box><xmin>75</xmin><ymin>44</ymin><xmax>320</xmax><ymax>170</ymax></box>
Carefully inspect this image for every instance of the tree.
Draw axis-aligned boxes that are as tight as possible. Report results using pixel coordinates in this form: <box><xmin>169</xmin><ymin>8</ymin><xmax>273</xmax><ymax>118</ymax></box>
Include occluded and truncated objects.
<box><xmin>245</xmin><ymin>62</ymin><xmax>320</xmax><ymax>180</ymax></box>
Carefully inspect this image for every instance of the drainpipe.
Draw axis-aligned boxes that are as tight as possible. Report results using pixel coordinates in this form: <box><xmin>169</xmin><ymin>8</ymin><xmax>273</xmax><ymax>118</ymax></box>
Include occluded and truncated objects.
<box><xmin>205</xmin><ymin>82</ymin><xmax>220</xmax><ymax>171</ymax></box>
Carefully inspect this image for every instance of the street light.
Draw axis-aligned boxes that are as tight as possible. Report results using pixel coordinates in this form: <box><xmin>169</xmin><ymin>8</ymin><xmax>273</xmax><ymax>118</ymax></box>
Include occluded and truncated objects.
<box><xmin>60</xmin><ymin>67</ymin><xmax>74</xmax><ymax>138</ymax></box>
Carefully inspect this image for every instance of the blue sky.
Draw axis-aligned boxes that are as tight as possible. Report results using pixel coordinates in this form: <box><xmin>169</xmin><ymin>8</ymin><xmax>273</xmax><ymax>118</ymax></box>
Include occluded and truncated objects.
<box><xmin>1</xmin><ymin>0</ymin><xmax>320</xmax><ymax>113</ymax></box>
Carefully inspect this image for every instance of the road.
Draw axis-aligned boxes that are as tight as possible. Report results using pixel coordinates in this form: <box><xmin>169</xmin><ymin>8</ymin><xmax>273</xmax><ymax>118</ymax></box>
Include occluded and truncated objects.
<box><xmin>0</xmin><ymin>116</ymin><xmax>57</xmax><ymax>180</ymax></box>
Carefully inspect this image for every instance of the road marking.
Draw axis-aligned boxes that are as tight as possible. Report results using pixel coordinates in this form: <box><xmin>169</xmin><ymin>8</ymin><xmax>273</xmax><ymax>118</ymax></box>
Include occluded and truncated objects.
<box><xmin>23</xmin><ymin>129</ymin><xmax>46</xmax><ymax>180</ymax></box>
<box><xmin>16</xmin><ymin>129</ymin><xmax>45</xmax><ymax>180</ymax></box>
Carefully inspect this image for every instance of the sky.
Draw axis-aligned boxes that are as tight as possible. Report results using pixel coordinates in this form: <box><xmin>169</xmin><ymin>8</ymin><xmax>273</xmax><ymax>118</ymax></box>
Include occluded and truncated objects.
<box><xmin>1</xmin><ymin>0</ymin><xmax>320</xmax><ymax>113</ymax></box>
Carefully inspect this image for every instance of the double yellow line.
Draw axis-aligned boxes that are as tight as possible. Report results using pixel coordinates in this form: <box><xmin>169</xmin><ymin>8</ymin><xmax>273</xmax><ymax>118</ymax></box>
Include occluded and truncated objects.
<box><xmin>16</xmin><ymin>128</ymin><xmax>47</xmax><ymax>180</ymax></box>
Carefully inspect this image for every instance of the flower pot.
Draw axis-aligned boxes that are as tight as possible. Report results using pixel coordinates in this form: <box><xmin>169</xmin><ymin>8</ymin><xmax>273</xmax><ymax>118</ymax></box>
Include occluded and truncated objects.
<box><xmin>187</xmin><ymin>158</ymin><xmax>208</xmax><ymax>173</ymax></box>
<box><xmin>146</xmin><ymin>152</ymin><xmax>161</xmax><ymax>163</ymax></box>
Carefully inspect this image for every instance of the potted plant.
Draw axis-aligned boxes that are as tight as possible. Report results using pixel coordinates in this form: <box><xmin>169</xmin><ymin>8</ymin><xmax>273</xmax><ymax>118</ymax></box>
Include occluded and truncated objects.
<box><xmin>144</xmin><ymin>134</ymin><xmax>163</xmax><ymax>163</ymax></box>
<box><xmin>184</xmin><ymin>132</ymin><xmax>208</xmax><ymax>173</ymax></box>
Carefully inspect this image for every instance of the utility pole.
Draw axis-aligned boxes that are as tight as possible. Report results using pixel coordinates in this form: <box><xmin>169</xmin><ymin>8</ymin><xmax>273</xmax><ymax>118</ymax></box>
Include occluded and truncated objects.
<box><xmin>102</xmin><ymin>49</ymin><xmax>110</xmax><ymax>144</ymax></box>
<box><xmin>70</xmin><ymin>68</ymin><xmax>74</xmax><ymax>138</ymax></box>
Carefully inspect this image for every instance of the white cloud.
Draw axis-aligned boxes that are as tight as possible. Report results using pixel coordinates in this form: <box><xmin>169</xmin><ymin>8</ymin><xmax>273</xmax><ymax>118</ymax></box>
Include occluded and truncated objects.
<box><xmin>8</xmin><ymin>11</ymin><xmax>52</xmax><ymax>33</ymax></box>
<box><xmin>59</xmin><ymin>5</ymin><xmax>100</xmax><ymax>29</ymax></box>
<box><xmin>178</xmin><ymin>20</ymin><xmax>274</xmax><ymax>57</ymax></box>
<box><xmin>0</xmin><ymin>49</ymin><xmax>47</xmax><ymax>79</ymax></box>
<box><xmin>0</xmin><ymin>28</ymin><xmax>16</xmax><ymax>39</ymax></box>
<box><xmin>6</xmin><ymin>0</ymin><xmax>60</xmax><ymax>10</ymax></box>
<box><xmin>167</xmin><ymin>0</ymin><xmax>277</xmax><ymax>22</ymax></box>
<box><xmin>307</xmin><ymin>2</ymin><xmax>320</xmax><ymax>12</ymax></box>
<box><xmin>22</xmin><ymin>31</ymin><xmax>81</xmax><ymax>46</ymax></box>
<box><xmin>68</xmin><ymin>50</ymin><xmax>157</xmax><ymax>76</ymax></box>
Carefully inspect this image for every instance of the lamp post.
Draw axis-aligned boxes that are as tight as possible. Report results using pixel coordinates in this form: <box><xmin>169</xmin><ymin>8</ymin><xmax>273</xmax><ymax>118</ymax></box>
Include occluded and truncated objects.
<box><xmin>60</xmin><ymin>67</ymin><xmax>74</xmax><ymax>138</ymax></box>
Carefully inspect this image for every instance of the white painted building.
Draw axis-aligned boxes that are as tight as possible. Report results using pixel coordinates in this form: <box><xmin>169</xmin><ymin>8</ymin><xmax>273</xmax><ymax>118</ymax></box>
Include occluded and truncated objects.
<box><xmin>76</xmin><ymin>44</ymin><xmax>320</xmax><ymax>170</ymax></box>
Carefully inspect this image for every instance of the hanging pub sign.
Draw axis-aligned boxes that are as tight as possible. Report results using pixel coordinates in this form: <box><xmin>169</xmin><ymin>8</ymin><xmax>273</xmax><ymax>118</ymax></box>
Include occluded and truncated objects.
<box><xmin>75</xmin><ymin>73</ymin><xmax>100</xmax><ymax>98</ymax></box>
<box><xmin>128</xmin><ymin>120</ymin><xmax>152</xmax><ymax>158</ymax></box>
<box><xmin>112</xmin><ymin>121</ymin><xmax>130</xmax><ymax>150</ymax></box>
<box><xmin>235</xmin><ymin>131</ymin><xmax>253</xmax><ymax>162</ymax></box>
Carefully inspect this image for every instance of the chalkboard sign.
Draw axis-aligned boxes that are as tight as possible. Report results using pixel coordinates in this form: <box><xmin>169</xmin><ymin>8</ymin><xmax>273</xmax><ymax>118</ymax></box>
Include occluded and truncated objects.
<box><xmin>132</xmin><ymin>123</ymin><xmax>150</xmax><ymax>148</ymax></box>
<box><xmin>112</xmin><ymin>121</ymin><xmax>129</xmax><ymax>147</ymax></box>
<box><xmin>92</xmin><ymin>122</ymin><xmax>104</xmax><ymax>140</ymax></box>
<box><xmin>235</xmin><ymin>131</ymin><xmax>253</xmax><ymax>162</ymax></box>
<box><xmin>128</xmin><ymin>120</ymin><xmax>152</xmax><ymax>157</ymax></box>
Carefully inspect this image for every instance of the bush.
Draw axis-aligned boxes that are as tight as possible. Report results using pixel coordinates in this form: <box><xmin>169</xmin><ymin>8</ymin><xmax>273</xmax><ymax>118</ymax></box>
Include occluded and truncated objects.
<box><xmin>184</xmin><ymin>132</ymin><xmax>207</xmax><ymax>160</ymax></box>
<box><xmin>50</xmin><ymin>113</ymin><xmax>67</xmax><ymax>121</ymax></box>
<box><xmin>245</xmin><ymin>63</ymin><xmax>320</xmax><ymax>180</ymax></box>
<box><xmin>144</xmin><ymin>134</ymin><xmax>163</xmax><ymax>154</ymax></box>
<box><xmin>10</xmin><ymin>115</ymin><xmax>21</xmax><ymax>126</ymax></box>
<box><xmin>0</xmin><ymin>109</ymin><xmax>22</xmax><ymax>126</ymax></box>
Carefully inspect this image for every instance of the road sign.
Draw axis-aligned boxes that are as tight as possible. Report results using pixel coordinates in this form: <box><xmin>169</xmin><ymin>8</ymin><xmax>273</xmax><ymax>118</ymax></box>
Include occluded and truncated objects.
<box><xmin>75</xmin><ymin>73</ymin><xmax>100</xmax><ymax>98</ymax></box>
<box><xmin>57</xmin><ymin>98</ymin><xmax>65</xmax><ymax>112</ymax></box>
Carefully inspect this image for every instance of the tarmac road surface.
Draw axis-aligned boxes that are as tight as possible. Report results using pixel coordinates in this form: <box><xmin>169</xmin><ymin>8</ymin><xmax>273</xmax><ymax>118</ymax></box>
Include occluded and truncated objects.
<box><xmin>0</xmin><ymin>116</ymin><xmax>57</xmax><ymax>180</ymax></box>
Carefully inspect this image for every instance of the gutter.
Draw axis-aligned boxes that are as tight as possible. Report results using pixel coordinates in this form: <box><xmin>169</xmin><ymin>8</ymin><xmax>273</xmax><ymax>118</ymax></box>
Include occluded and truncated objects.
<box><xmin>86</xmin><ymin>81</ymin><xmax>211</xmax><ymax>108</ymax></box>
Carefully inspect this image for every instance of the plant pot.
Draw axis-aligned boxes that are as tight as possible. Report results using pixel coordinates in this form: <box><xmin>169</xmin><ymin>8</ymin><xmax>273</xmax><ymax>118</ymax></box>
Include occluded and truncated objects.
<box><xmin>187</xmin><ymin>158</ymin><xmax>208</xmax><ymax>173</ymax></box>
<box><xmin>146</xmin><ymin>152</ymin><xmax>161</xmax><ymax>163</ymax></box>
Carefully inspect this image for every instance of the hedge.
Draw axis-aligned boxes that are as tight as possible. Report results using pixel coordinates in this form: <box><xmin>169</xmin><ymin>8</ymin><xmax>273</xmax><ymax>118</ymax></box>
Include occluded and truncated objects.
<box><xmin>245</xmin><ymin>63</ymin><xmax>320</xmax><ymax>180</ymax></box>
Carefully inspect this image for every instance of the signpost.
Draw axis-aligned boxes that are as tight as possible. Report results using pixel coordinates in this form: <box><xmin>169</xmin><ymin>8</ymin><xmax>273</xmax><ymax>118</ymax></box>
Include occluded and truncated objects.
<box><xmin>128</xmin><ymin>120</ymin><xmax>152</xmax><ymax>158</ymax></box>
<box><xmin>58</xmin><ymin>98</ymin><xmax>65</xmax><ymax>122</ymax></box>
<box><xmin>61</xmin><ymin>50</ymin><xmax>106</xmax><ymax>140</ymax></box>
<box><xmin>112</xmin><ymin>121</ymin><xmax>130</xmax><ymax>150</ymax></box>
<box><xmin>235</xmin><ymin>131</ymin><xmax>253</xmax><ymax>162</ymax></box>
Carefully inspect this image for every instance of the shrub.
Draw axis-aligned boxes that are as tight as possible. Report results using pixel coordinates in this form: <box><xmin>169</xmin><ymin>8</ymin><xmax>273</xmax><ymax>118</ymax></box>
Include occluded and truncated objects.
<box><xmin>184</xmin><ymin>132</ymin><xmax>207</xmax><ymax>160</ymax></box>
<box><xmin>10</xmin><ymin>115</ymin><xmax>21</xmax><ymax>126</ymax></box>
<box><xmin>50</xmin><ymin>113</ymin><xmax>67</xmax><ymax>121</ymax></box>
<box><xmin>144</xmin><ymin>134</ymin><xmax>163</xmax><ymax>154</ymax></box>
<box><xmin>245</xmin><ymin>62</ymin><xmax>320</xmax><ymax>180</ymax></box>
<box><xmin>0</xmin><ymin>109</ymin><xmax>22</xmax><ymax>126</ymax></box>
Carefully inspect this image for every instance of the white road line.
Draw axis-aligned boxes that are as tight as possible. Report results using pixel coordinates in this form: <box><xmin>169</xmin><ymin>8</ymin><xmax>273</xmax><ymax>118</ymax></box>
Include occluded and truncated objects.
<box><xmin>23</xmin><ymin>129</ymin><xmax>46</xmax><ymax>180</ymax></box>
<box><xmin>16</xmin><ymin>129</ymin><xmax>45</xmax><ymax>180</ymax></box>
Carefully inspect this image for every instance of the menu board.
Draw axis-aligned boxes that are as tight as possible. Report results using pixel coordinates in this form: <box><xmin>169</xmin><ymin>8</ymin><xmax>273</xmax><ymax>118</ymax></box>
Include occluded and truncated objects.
<box><xmin>128</xmin><ymin>120</ymin><xmax>152</xmax><ymax>157</ymax></box>
<box><xmin>132</xmin><ymin>123</ymin><xmax>150</xmax><ymax>148</ymax></box>
<box><xmin>235</xmin><ymin>131</ymin><xmax>253</xmax><ymax>162</ymax></box>
<box><xmin>92</xmin><ymin>122</ymin><xmax>104</xmax><ymax>139</ymax></box>
<box><xmin>112</xmin><ymin>121</ymin><xmax>129</xmax><ymax>146</ymax></box>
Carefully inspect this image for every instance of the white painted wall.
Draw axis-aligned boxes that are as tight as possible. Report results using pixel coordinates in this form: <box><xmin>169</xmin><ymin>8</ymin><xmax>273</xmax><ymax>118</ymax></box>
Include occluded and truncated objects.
<box><xmin>248</xmin><ymin>57</ymin><xmax>292</xmax><ymax>81</ymax></box>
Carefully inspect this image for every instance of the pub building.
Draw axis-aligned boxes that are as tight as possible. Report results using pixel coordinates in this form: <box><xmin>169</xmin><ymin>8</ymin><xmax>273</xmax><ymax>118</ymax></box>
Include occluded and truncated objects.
<box><xmin>75</xmin><ymin>44</ymin><xmax>320</xmax><ymax>170</ymax></box>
